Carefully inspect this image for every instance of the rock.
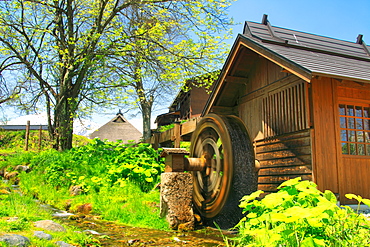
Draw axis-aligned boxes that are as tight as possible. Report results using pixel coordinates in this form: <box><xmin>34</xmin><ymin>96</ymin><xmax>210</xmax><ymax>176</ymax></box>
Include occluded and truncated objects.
<box><xmin>33</xmin><ymin>231</ymin><xmax>53</xmax><ymax>240</ymax></box>
<box><xmin>55</xmin><ymin>241</ymin><xmax>74</xmax><ymax>247</ymax></box>
<box><xmin>34</xmin><ymin>220</ymin><xmax>66</xmax><ymax>232</ymax></box>
<box><xmin>4</xmin><ymin>171</ymin><xmax>18</xmax><ymax>180</ymax></box>
<box><xmin>6</xmin><ymin>217</ymin><xmax>19</xmax><ymax>222</ymax></box>
<box><xmin>69</xmin><ymin>185</ymin><xmax>83</xmax><ymax>196</ymax></box>
<box><xmin>128</xmin><ymin>239</ymin><xmax>140</xmax><ymax>245</ymax></box>
<box><xmin>52</xmin><ymin>211</ymin><xmax>75</xmax><ymax>218</ymax></box>
<box><xmin>14</xmin><ymin>165</ymin><xmax>30</xmax><ymax>173</ymax></box>
<box><xmin>0</xmin><ymin>234</ymin><xmax>30</xmax><ymax>247</ymax></box>
<box><xmin>178</xmin><ymin>221</ymin><xmax>195</xmax><ymax>232</ymax></box>
<box><xmin>0</xmin><ymin>189</ymin><xmax>11</xmax><ymax>194</ymax></box>
<box><xmin>76</xmin><ymin>203</ymin><xmax>92</xmax><ymax>214</ymax></box>
<box><xmin>83</xmin><ymin>229</ymin><xmax>100</xmax><ymax>235</ymax></box>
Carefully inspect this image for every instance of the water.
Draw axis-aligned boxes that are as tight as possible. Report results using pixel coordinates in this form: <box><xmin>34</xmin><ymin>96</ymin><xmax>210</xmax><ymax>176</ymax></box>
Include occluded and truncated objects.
<box><xmin>57</xmin><ymin>215</ymin><xmax>230</xmax><ymax>246</ymax></box>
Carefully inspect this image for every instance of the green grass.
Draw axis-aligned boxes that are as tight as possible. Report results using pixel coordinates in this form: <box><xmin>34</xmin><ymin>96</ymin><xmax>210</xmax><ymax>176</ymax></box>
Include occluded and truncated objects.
<box><xmin>0</xmin><ymin>181</ymin><xmax>99</xmax><ymax>246</ymax></box>
<box><xmin>19</xmin><ymin>173</ymin><xmax>168</xmax><ymax>230</ymax></box>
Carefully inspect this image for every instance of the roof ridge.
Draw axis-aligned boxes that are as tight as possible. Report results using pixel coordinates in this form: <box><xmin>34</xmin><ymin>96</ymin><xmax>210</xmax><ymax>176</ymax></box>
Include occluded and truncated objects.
<box><xmin>244</xmin><ymin>21</ymin><xmax>370</xmax><ymax>62</ymax></box>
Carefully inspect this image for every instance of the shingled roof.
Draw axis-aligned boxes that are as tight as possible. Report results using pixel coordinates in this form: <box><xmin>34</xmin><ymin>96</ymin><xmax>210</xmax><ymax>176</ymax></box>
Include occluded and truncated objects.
<box><xmin>203</xmin><ymin>15</ymin><xmax>370</xmax><ymax>116</ymax></box>
<box><xmin>242</xmin><ymin>15</ymin><xmax>370</xmax><ymax>83</ymax></box>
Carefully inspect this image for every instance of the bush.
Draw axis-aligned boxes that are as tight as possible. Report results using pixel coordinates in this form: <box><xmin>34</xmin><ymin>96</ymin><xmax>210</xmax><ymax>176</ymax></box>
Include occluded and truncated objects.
<box><xmin>12</xmin><ymin>139</ymin><xmax>168</xmax><ymax>230</ymax></box>
<box><xmin>23</xmin><ymin>139</ymin><xmax>165</xmax><ymax>193</ymax></box>
<box><xmin>231</xmin><ymin>177</ymin><xmax>370</xmax><ymax>247</ymax></box>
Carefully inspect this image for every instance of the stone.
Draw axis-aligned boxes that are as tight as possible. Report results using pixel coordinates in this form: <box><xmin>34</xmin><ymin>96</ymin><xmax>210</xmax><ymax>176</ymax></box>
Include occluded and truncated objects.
<box><xmin>4</xmin><ymin>171</ymin><xmax>18</xmax><ymax>180</ymax></box>
<box><xmin>6</xmin><ymin>217</ymin><xmax>19</xmax><ymax>222</ymax></box>
<box><xmin>0</xmin><ymin>234</ymin><xmax>30</xmax><ymax>247</ymax></box>
<box><xmin>52</xmin><ymin>211</ymin><xmax>74</xmax><ymax>218</ymax></box>
<box><xmin>0</xmin><ymin>189</ymin><xmax>11</xmax><ymax>194</ymax></box>
<box><xmin>69</xmin><ymin>185</ymin><xmax>83</xmax><ymax>196</ymax></box>
<box><xmin>34</xmin><ymin>220</ymin><xmax>66</xmax><ymax>232</ymax></box>
<box><xmin>55</xmin><ymin>241</ymin><xmax>74</xmax><ymax>247</ymax></box>
<box><xmin>160</xmin><ymin>172</ymin><xmax>194</xmax><ymax>230</ymax></box>
<box><xmin>33</xmin><ymin>231</ymin><xmax>53</xmax><ymax>240</ymax></box>
<box><xmin>83</xmin><ymin>230</ymin><xmax>100</xmax><ymax>235</ymax></box>
<box><xmin>127</xmin><ymin>239</ymin><xmax>140</xmax><ymax>245</ymax></box>
<box><xmin>14</xmin><ymin>165</ymin><xmax>30</xmax><ymax>173</ymax></box>
<box><xmin>76</xmin><ymin>203</ymin><xmax>92</xmax><ymax>214</ymax></box>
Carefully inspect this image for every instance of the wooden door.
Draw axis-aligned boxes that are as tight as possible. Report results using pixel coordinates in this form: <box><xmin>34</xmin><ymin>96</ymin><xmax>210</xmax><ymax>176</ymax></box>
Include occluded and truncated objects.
<box><xmin>337</xmin><ymin>100</ymin><xmax>370</xmax><ymax>204</ymax></box>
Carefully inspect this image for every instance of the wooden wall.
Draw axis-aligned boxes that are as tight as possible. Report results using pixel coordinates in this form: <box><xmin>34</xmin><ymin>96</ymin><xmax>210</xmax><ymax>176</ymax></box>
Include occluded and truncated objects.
<box><xmin>310</xmin><ymin>77</ymin><xmax>339</xmax><ymax>193</ymax></box>
<box><xmin>336</xmin><ymin>80</ymin><xmax>370</xmax><ymax>203</ymax></box>
<box><xmin>237</xmin><ymin>56</ymin><xmax>313</xmax><ymax>192</ymax></box>
<box><xmin>311</xmin><ymin>77</ymin><xmax>370</xmax><ymax>203</ymax></box>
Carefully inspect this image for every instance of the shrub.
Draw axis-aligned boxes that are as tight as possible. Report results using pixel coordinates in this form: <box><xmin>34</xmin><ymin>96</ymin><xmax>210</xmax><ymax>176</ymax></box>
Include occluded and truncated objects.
<box><xmin>232</xmin><ymin>177</ymin><xmax>370</xmax><ymax>247</ymax></box>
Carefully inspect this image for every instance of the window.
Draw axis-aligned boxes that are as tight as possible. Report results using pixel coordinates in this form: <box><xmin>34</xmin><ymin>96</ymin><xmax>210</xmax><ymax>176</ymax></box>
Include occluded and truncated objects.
<box><xmin>339</xmin><ymin>103</ymin><xmax>370</xmax><ymax>155</ymax></box>
<box><xmin>263</xmin><ymin>82</ymin><xmax>308</xmax><ymax>138</ymax></box>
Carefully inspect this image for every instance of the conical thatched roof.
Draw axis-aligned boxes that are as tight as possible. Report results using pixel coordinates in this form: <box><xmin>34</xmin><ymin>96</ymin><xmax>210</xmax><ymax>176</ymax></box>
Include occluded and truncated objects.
<box><xmin>89</xmin><ymin>111</ymin><xmax>142</xmax><ymax>143</ymax></box>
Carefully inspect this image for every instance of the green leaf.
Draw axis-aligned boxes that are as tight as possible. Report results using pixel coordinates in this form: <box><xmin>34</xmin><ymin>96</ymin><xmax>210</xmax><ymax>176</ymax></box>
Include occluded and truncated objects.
<box><xmin>345</xmin><ymin>193</ymin><xmax>362</xmax><ymax>202</ymax></box>
<box><xmin>278</xmin><ymin>177</ymin><xmax>301</xmax><ymax>189</ymax></box>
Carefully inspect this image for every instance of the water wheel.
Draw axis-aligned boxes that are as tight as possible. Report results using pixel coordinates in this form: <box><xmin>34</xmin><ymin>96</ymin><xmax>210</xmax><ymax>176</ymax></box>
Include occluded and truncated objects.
<box><xmin>190</xmin><ymin>113</ymin><xmax>258</xmax><ymax>228</ymax></box>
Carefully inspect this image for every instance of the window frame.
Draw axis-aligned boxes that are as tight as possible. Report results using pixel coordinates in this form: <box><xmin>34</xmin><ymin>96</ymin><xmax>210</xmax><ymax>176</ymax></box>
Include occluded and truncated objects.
<box><xmin>338</xmin><ymin>101</ymin><xmax>370</xmax><ymax>156</ymax></box>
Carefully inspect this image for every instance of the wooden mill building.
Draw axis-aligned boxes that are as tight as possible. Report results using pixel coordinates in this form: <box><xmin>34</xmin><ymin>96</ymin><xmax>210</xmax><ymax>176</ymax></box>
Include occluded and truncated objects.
<box><xmin>202</xmin><ymin>15</ymin><xmax>370</xmax><ymax>203</ymax></box>
<box><xmin>150</xmin><ymin>15</ymin><xmax>370</xmax><ymax>204</ymax></box>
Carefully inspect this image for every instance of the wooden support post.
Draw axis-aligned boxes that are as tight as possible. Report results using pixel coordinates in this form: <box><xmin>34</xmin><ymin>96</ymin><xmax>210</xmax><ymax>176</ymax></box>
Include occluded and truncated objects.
<box><xmin>38</xmin><ymin>125</ymin><xmax>42</xmax><ymax>151</ymax></box>
<box><xmin>24</xmin><ymin>121</ymin><xmax>30</xmax><ymax>151</ymax></box>
<box><xmin>152</xmin><ymin>131</ymin><xmax>160</xmax><ymax>150</ymax></box>
<box><xmin>173</xmin><ymin>122</ymin><xmax>181</xmax><ymax>148</ymax></box>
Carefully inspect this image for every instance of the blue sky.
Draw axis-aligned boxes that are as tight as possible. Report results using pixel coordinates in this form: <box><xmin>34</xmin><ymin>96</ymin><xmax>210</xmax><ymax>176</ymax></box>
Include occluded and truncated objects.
<box><xmin>227</xmin><ymin>0</ymin><xmax>370</xmax><ymax>44</ymax></box>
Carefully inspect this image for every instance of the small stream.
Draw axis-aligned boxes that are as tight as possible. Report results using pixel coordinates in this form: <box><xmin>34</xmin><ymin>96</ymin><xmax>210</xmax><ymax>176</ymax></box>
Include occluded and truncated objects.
<box><xmin>56</xmin><ymin>215</ymin><xmax>230</xmax><ymax>246</ymax></box>
<box><xmin>41</xmin><ymin>198</ymin><xmax>232</xmax><ymax>247</ymax></box>
<box><xmin>4</xmin><ymin>180</ymin><xmax>233</xmax><ymax>246</ymax></box>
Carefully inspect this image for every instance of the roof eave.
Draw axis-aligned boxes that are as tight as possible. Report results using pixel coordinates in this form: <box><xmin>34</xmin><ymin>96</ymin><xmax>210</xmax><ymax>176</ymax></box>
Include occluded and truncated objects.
<box><xmin>239</xmin><ymin>35</ymin><xmax>312</xmax><ymax>82</ymax></box>
<box><xmin>202</xmin><ymin>34</ymin><xmax>313</xmax><ymax>116</ymax></box>
<box><xmin>311</xmin><ymin>72</ymin><xmax>370</xmax><ymax>84</ymax></box>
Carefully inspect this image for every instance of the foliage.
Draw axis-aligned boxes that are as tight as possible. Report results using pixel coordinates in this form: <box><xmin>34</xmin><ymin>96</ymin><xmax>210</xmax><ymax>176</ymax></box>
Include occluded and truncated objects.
<box><xmin>232</xmin><ymin>177</ymin><xmax>370</xmax><ymax>247</ymax></box>
<box><xmin>1</xmin><ymin>139</ymin><xmax>167</xmax><ymax>229</ymax></box>
<box><xmin>0</xmin><ymin>181</ymin><xmax>98</xmax><ymax>246</ymax></box>
<box><xmin>0</xmin><ymin>0</ymin><xmax>235</xmax><ymax>150</ymax></box>
<box><xmin>20</xmin><ymin>139</ymin><xmax>164</xmax><ymax>192</ymax></box>
<box><xmin>0</xmin><ymin>129</ymin><xmax>90</xmax><ymax>154</ymax></box>
<box><xmin>158</xmin><ymin>120</ymin><xmax>188</xmax><ymax>133</ymax></box>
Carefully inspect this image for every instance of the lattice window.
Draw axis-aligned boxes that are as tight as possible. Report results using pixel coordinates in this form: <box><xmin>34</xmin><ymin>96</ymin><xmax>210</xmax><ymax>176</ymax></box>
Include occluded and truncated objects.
<box><xmin>263</xmin><ymin>83</ymin><xmax>308</xmax><ymax>138</ymax></box>
<box><xmin>339</xmin><ymin>103</ymin><xmax>370</xmax><ymax>155</ymax></box>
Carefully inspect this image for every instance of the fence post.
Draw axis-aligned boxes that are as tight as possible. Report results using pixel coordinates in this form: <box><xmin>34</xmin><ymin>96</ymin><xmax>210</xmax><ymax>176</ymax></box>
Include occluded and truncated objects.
<box><xmin>24</xmin><ymin>120</ymin><xmax>30</xmax><ymax>151</ymax></box>
<box><xmin>38</xmin><ymin>125</ymin><xmax>42</xmax><ymax>151</ymax></box>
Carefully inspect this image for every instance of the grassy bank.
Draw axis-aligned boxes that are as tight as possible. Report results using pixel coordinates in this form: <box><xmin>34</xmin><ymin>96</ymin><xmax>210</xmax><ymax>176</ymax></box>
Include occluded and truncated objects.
<box><xmin>0</xmin><ymin>181</ymin><xmax>99</xmax><ymax>246</ymax></box>
<box><xmin>1</xmin><ymin>138</ymin><xmax>168</xmax><ymax>231</ymax></box>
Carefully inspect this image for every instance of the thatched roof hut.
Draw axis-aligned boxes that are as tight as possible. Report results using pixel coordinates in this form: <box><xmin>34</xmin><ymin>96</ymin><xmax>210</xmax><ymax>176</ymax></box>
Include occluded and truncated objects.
<box><xmin>89</xmin><ymin>110</ymin><xmax>142</xmax><ymax>143</ymax></box>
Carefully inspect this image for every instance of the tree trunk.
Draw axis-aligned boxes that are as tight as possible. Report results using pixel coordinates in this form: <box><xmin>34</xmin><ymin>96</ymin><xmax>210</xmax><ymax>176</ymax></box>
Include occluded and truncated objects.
<box><xmin>53</xmin><ymin>95</ymin><xmax>76</xmax><ymax>151</ymax></box>
<box><xmin>142</xmin><ymin>103</ymin><xmax>152</xmax><ymax>141</ymax></box>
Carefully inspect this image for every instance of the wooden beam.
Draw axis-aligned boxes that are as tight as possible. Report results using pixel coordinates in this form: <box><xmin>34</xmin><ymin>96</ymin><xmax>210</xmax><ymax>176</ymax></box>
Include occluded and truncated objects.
<box><xmin>210</xmin><ymin>106</ymin><xmax>238</xmax><ymax>115</ymax></box>
<box><xmin>239</xmin><ymin>36</ymin><xmax>312</xmax><ymax>82</ymax></box>
<box><xmin>225</xmin><ymin>76</ymin><xmax>248</xmax><ymax>84</ymax></box>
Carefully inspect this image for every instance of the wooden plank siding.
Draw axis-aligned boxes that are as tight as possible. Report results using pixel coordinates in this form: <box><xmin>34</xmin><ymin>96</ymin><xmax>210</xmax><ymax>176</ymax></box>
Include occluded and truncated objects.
<box><xmin>336</xmin><ymin>80</ymin><xmax>370</xmax><ymax>204</ymax></box>
<box><xmin>255</xmin><ymin>130</ymin><xmax>312</xmax><ymax>192</ymax></box>
<box><xmin>237</xmin><ymin>56</ymin><xmax>313</xmax><ymax>193</ymax></box>
<box><xmin>311</xmin><ymin>77</ymin><xmax>370</xmax><ymax>203</ymax></box>
<box><xmin>310</xmin><ymin>77</ymin><xmax>340</xmax><ymax>194</ymax></box>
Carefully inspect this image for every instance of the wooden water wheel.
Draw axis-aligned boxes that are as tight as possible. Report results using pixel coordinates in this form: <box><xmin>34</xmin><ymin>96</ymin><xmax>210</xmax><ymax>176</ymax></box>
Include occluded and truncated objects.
<box><xmin>190</xmin><ymin>113</ymin><xmax>258</xmax><ymax>228</ymax></box>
